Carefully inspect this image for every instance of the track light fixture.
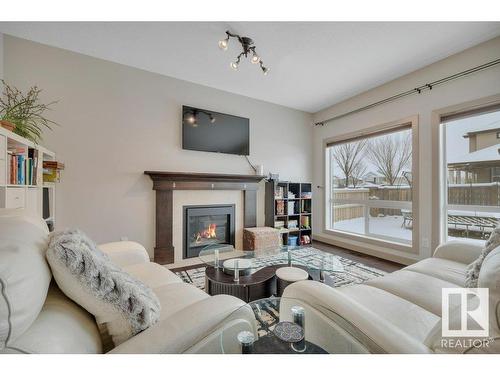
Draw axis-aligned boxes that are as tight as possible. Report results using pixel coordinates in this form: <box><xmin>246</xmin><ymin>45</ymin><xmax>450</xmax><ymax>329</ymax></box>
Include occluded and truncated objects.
<box><xmin>218</xmin><ymin>30</ymin><xmax>270</xmax><ymax>75</ymax></box>
<box><xmin>183</xmin><ymin>109</ymin><xmax>215</xmax><ymax>127</ymax></box>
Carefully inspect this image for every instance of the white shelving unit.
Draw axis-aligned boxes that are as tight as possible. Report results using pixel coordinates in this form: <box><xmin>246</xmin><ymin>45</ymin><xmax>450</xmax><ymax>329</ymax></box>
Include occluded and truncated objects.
<box><xmin>0</xmin><ymin>126</ymin><xmax>56</xmax><ymax>229</ymax></box>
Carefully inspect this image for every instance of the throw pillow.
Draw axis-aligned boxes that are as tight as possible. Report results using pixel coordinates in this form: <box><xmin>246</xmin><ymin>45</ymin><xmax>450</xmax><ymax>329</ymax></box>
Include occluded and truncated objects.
<box><xmin>465</xmin><ymin>224</ymin><xmax>500</xmax><ymax>288</ymax></box>
<box><xmin>46</xmin><ymin>229</ymin><xmax>161</xmax><ymax>346</ymax></box>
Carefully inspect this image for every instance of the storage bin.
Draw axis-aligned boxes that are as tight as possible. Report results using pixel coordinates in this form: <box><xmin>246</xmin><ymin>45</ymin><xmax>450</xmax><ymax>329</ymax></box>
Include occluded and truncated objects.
<box><xmin>288</xmin><ymin>235</ymin><xmax>299</xmax><ymax>246</ymax></box>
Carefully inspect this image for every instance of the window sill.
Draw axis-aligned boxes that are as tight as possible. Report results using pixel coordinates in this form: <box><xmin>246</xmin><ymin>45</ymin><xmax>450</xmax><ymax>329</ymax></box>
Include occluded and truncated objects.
<box><xmin>323</xmin><ymin>228</ymin><xmax>416</xmax><ymax>254</ymax></box>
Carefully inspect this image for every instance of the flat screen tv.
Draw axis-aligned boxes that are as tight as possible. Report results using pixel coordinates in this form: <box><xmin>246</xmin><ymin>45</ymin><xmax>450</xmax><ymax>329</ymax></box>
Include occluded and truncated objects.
<box><xmin>182</xmin><ymin>105</ymin><xmax>249</xmax><ymax>156</ymax></box>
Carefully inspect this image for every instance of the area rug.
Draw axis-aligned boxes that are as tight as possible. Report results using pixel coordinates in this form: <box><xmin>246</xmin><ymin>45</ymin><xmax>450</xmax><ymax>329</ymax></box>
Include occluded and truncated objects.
<box><xmin>174</xmin><ymin>246</ymin><xmax>386</xmax><ymax>292</ymax></box>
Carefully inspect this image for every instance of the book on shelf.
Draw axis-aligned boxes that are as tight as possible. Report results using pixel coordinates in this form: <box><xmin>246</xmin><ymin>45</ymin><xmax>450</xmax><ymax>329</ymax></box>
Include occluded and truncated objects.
<box><xmin>300</xmin><ymin>235</ymin><xmax>311</xmax><ymax>245</ymax></box>
<box><xmin>300</xmin><ymin>200</ymin><xmax>311</xmax><ymax>213</ymax></box>
<box><xmin>276</xmin><ymin>200</ymin><xmax>285</xmax><ymax>215</ymax></box>
<box><xmin>42</xmin><ymin>160</ymin><xmax>65</xmax><ymax>183</ymax></box>
<box><xmin>43</xmin><ymin>161</ymin><xmax>65</xmax><ymax>170</ymax></box>
<box><xmin>274</xmin><ymin>186</ymin><xmax>284</xmax><ymax>199</ymax></box>
<box><xmin>274</xmin><ymin>220</ymin><xmax>285</xmax><ymax>229</ymax></box>
<box><xmin>300</xmin><ymin>216</ymin><xmax>311</xmax><ymax>229</ymax></box>
<box><xmin>6</xmin><ymin>148</ymin><xmax>39</xmax><ymax>186</ymax></box>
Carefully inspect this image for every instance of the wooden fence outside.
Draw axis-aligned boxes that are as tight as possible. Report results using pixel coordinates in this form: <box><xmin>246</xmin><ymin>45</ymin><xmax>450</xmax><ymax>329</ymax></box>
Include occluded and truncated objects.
<box><xmin>332</xmin><ymin>183</ymin><xmax>500</xmax><ymax>223</ymax></box>
<box><xmin>448</xmin><ymin>184</ymin><xmax>500</xmax><ymax>206</ymax></box>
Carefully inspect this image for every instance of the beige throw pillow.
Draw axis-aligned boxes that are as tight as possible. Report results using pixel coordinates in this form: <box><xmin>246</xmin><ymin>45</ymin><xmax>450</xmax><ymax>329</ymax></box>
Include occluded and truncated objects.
<box><xmin>465</xmin><ymin>225</ymin><xmax>500</xmax><ymax>288</ymax></box>
<box><xmin>46</xmin><ymin>229</ymin><xmax>161</xmax><ymax>346</ymax></box>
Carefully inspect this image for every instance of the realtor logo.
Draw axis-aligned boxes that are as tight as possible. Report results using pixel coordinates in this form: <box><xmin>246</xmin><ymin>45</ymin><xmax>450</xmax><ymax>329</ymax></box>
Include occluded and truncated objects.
<box><xmin>442</xmin><ymin>288</ymin><xmax>489</xmax><ymax>337</ymax></box>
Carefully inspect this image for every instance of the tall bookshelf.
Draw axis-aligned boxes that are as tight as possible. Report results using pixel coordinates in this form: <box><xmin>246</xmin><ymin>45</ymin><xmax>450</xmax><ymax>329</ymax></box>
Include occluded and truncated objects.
<box><xmin>0</xmin><ymin>126</ymin><xmax>56</xmax><ymax>230</ymax></box>
<box><xmin>265</xmin><ymin>180</ymin><xmax>312</xmax><ymax>246</ymax></box>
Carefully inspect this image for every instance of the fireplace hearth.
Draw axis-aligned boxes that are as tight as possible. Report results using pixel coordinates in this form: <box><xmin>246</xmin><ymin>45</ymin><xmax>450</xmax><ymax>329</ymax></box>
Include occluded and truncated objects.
<box><xmin>183</xmin><ymin>204</ymin><xmax>235</xmax><ymax>259</ymax></box>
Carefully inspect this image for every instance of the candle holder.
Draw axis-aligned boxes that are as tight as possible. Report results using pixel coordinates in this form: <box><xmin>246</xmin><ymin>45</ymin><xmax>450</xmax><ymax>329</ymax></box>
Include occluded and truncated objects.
<box><xmin>237</xmin><ymin>331</ymin><xmax>255</xmax><ymax>354</ymax></box>
<box><xmin>214</xmin><ymin>249</ymin><xmax>220</xmax><ymax>269</ymax></box>
<box><xmin>291</xmin><ymin>305</ymin><xmax>306</xmax><ymax>352</ymax></box>
<box><xmin>234</xmin><ymin>259</ymin><xmax>240</xmax><ymax>282</ymax></box>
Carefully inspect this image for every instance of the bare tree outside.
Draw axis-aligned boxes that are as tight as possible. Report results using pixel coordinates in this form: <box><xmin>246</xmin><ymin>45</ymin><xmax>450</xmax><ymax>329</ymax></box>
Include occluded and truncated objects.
<box><xmin>366</xmin><ymin>132</ymin><xmax>412</xmax><ymax>186</ymax></box>
<box><xmin>331</xmin><ymin>139</ymin><xmax>367</xmax><ymax>187</ymax></box>
<box><xmin>351</xmin><ymin>162</ymin><xmax>367</xmax><ymax>188</ymax></box>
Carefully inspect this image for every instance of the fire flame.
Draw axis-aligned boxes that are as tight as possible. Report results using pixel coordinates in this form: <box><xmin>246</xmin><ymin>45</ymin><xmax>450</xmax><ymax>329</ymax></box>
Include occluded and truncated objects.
<box><xmin>195</xmin><ymin>223</ymin><xmax>217</xmax><ymax>243</ymax></box>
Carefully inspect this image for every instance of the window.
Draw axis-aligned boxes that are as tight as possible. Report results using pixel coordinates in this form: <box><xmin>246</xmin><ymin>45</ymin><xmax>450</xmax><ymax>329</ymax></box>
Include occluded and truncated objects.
<box><xmin>325</xmin><ymin>121</ymin><xmax>415</xmax><ymax>247</ymax></box>
<box><xmin>440</xmin><ymin>108</ymin><xmax>500</xmax><ymax>243</ymax></box>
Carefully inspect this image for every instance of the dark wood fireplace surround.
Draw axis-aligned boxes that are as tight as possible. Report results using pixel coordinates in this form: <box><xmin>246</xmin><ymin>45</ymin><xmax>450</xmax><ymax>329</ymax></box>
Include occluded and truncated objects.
<box><xmin>145</xmin><ymin>171</ymin><xmax>265</xmax><ymax>264</ymax></box>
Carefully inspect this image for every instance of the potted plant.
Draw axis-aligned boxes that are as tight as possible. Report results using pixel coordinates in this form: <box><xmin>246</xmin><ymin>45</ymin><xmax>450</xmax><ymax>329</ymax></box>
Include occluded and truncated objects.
<box><xmin>0</xmin><ymin>79</ymin><xmax>59</xmax><ymax>143</ymax></box>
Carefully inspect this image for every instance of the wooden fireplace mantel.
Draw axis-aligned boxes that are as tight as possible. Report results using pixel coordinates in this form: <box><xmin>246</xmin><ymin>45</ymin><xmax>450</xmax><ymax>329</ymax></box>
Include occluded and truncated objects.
<box><xmin>145</xmin><ymin>171</ymin><xmax>266</xmax><ymax>264</ymax></box>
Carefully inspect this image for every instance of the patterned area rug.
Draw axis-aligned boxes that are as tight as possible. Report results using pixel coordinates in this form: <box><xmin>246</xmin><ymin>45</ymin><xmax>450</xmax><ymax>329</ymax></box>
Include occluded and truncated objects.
<box><xmin>174</xmin><ymin>247</ymin><xmax>386</xmax><ymax>292</ymax></box>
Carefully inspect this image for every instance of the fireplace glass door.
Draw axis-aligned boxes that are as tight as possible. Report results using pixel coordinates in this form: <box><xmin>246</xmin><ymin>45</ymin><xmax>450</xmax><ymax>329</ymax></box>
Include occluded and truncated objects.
<box><xmin>184</xmin><ymin>205</ymin><xmax>235</xmax><ymax>259</ymax></box>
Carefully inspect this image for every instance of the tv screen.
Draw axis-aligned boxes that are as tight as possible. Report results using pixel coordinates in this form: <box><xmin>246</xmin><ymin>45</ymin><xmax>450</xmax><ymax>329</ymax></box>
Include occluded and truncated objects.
<box><xmin>182</xmin><ymin>105</ymin><xmax>249</xmax><ymax>156</ymax></box>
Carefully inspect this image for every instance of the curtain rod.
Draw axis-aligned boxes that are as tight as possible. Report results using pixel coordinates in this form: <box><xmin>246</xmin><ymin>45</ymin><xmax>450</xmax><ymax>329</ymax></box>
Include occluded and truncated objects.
<box><xmin>314</xmin><ymin>58</ymin><xmax>500</xmax><ymax>127</ymax></box>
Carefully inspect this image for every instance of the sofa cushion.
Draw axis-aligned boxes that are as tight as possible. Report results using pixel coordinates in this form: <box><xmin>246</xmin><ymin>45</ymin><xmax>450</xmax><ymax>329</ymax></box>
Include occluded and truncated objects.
<box><xmin>0</xmin><ymin>209</ymin><xmax>51</xmax><ymax>350</ymax></box>
<box><xmin>283</xmin><ymin>281</ymin><xmax>436</xmax><ymax>353</ymax></box>
<box><xmin>6</xmin><ymin>284</ymin><xmax>103</xmax><ymax>354</ymax></box>
<box><xmin>366</xmin><ymin>269</ymin><xmax>460</xmax><ymax>316</ymax></box>
<box><xmin>405</xmin><ymin>257</ymin><xmax>467</xmax><ymax>286</ymax></box>
<box><xmin>154</xmin><ymin>282</ymin><xmax>208</xmax><ymax>320</ymax></box>
<box><xmin>123</xmin><ymin>263</ymin><xmax>183</xmax><ymax>289</ymax></box>
<box><xmin>46</xmin><ymin>229</ymin><xmax>161</xmax><ymax>346</ymax></box>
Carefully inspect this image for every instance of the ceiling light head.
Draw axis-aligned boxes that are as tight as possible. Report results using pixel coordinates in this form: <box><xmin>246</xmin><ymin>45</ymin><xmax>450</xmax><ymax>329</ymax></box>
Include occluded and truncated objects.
<box><xmin>251</xmin><ymin>53</ymin><xmax>261</xmax><ymax>64</ymax></box>
<box><xmin>261</xmin><ymin>66</ymin><xmax>270</xmax><ymax>75</ymax></box>
<box><xmin>209</xmin><ymin>115</ymin><xmax>216</xmax><ymax>123</ymax></box>
<box><xmin>185</xmin><ymin>113</ymin><xmax>196</xmax><ymax>125</ymax></box>
<box><xmin>218</xmin><ymin>39</ymin><xmax>228</xmax><ymax>51</ymax></box>
<box><xmin>230</xmin><ymin>61</ymin><xmax>239</xmax><ymax>70</ymax></box>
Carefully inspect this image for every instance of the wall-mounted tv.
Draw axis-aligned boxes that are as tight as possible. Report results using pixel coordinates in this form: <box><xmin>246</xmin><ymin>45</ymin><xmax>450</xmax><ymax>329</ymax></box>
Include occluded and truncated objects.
<box><xmin>182</xmin><ymin>105</ymin><xmax>249</xmax><ymax>156</ymax></box>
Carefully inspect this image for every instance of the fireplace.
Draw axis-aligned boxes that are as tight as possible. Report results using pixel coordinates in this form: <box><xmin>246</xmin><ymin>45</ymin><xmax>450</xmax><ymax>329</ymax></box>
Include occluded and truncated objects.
<box><xmin>183</xmin><ymin>204</ymin><xmax>235</xmax><ymax>259</ymax></box>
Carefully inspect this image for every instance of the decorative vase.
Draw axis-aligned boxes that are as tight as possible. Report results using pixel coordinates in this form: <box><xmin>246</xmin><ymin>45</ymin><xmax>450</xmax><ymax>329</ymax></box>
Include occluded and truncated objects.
<box><xmin>0</xmin><ymin>120</ymin><xmax>16</xmax><ymax>132</ymax></box>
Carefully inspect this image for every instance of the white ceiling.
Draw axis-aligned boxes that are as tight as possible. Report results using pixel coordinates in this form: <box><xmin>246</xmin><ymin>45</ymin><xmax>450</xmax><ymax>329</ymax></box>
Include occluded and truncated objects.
<box><xmin>1</xmin><ymin>22</ymin><xmax>499</xmax><ymax>113</ymax></box>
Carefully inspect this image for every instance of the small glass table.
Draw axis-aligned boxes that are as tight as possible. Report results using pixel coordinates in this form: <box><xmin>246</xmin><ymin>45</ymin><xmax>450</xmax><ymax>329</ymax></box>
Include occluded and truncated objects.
<box><xmin>220</xmin><ymin>297</ymin><xmax>369</xmax><ymax>354</ymax></box>
<box><xmin>292</xmin><ymin>251</ymin><xmax>344</xmax><ymax>284</ymax></box>
<box><xmin>198</xmin><ymin>244</ymin><xmax>345</xmax><ymax>301</ymax></box>
<box><xmin>198</xmin><ymin>244</ymin><xmax>344</xmax><ymax>280</ymax></box>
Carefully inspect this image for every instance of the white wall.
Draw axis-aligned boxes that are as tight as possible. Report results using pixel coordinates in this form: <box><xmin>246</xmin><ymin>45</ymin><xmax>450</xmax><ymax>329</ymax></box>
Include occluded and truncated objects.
<box><xmin>0</xmin><ymin>33</ymin><xmax>3</xmax><ymax>80</ymax></box>
<box><xmin>4</xmin><ymin>35</ymin><xmax>313</xmax><ymax>257</ymax></box>
<box><xmin>312</xmin><ymin>36</ymin><xmax>500</xmax><ymax>264</ymax></box>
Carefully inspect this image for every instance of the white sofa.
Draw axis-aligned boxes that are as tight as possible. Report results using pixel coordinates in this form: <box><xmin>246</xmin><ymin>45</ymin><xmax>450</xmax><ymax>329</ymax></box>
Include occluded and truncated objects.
<box><xmin>0</xmin><ymin>209</ymin><xmax>254</xmax><ymax>354</ymax></box>
<box><xmin>283</xmin><ymin>241</ymin><xmax>500</xmax><ymax>354</ymax></box>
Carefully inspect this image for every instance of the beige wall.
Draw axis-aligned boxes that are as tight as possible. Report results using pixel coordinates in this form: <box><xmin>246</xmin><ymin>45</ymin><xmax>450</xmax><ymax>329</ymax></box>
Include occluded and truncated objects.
<box><xmin>0</xmin><ymin>33</ymin><xmax>3</xmax><ymax>80</ymax></box>
<box><xmin>475</xmin><ymin>131</ymin><xmax>500</xmax><ymax>151</ymax></box>
<box><xmin>3</xmin><ymin>36</ymin><xmax>313</xmax><ymax>258</ymax></box>
<box><xmin>312</xmin><ymin>36</ymin><xmax>500</xmax><ymax>264</ymax></box>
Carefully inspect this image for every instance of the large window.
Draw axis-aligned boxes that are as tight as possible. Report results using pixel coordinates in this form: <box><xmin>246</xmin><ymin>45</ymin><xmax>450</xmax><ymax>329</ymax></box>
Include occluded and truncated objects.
<box><xmin>440</xmin><ymin>107</ymin><xmax>500</xmax><ymax>243</ymax></box>
<box><xmin>325</xmin><ymin>121</ymin><xmax>415</xmax><ymax>247</ymax></box>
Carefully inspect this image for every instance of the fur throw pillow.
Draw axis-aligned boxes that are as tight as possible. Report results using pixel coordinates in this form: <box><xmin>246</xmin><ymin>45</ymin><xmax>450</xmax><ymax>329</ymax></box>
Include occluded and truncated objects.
<box><xmin>46</xmin><ymin>229</ymin><xmax>161</xmax><ymax>346</ymax></box>
<box><xmin>465</xmin><ymin>225</ymin><xmax>500</xmax><ymax>288</ymax></box>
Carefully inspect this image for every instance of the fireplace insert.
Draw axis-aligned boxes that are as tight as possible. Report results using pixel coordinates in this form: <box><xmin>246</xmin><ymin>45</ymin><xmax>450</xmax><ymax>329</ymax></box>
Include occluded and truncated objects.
<box><xmin>183</xmin><ymin>204</ymin><xmax>236</xmax><ymax>259</ymax></box>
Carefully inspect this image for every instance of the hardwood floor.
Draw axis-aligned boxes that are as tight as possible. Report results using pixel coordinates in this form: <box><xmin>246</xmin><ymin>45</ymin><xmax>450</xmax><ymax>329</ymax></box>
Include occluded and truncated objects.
<box><xmin>312</xmin><ymin>240</ymin><xmax>403</xmax><ymax>273</ymax></box>
<box><xmin>170</xmin><ymin>241</ymin><xmax>403</xmax><ymax>273</ymax></box>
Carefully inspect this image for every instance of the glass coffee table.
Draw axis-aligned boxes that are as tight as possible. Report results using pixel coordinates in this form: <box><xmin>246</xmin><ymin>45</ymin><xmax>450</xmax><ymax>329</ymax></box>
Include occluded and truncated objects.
<box><xmin>198</xmin><ymin>244</ymin><xmax>344</xmax><ymax>302</ymax></box>
<box><xmin>219</xmin><ymin>296</ymin><xmax>370</xmax><ymax>354</ymax></box>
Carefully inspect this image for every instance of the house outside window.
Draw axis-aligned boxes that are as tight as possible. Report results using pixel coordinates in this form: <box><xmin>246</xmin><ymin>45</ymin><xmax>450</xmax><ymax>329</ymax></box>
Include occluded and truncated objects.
<box><xmin>441</xmin><ymin>109</ymin><xmax>500</xmax><ymax>243</ymax></box>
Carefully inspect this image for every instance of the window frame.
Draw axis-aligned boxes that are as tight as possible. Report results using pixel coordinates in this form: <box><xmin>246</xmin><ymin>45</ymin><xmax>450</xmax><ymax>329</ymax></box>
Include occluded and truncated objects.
<box><xmin>438</xmin><ymin>105</ymin><xmax>500</xmax><ymax>244</ymax></box>
<box><xmin>431</xmin><ymin>95</ymin><xmax>500</xmax><ymax>250</ymax></box>
<box><xmin>322</xmin><ymin>115</ymin><xmax>419</xmax><ymax>254</ymax></box>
